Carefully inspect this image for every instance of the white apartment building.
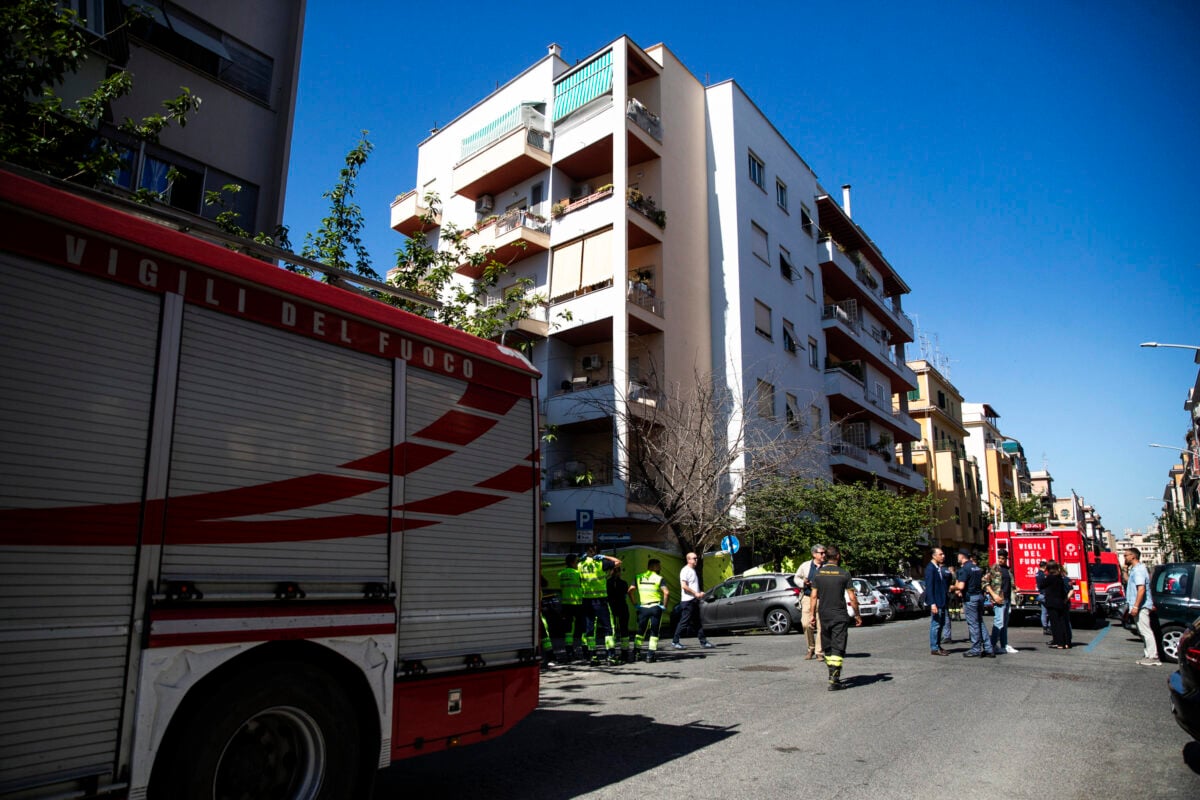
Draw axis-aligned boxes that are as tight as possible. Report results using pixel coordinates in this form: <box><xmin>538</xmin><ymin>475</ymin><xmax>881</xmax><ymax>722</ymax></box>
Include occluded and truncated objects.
<box><xmin>392</xmin><ymin>38</ymin><xmax>921</xmax><ymax>550</ymax></box>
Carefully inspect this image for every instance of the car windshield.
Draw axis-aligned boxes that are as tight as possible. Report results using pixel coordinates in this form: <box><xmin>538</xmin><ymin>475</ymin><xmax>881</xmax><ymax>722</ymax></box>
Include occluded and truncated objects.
<box><xmin>1089</xmin><ymin>564</ymin><xmax>1119</xmax><ymax>582</ymax></box>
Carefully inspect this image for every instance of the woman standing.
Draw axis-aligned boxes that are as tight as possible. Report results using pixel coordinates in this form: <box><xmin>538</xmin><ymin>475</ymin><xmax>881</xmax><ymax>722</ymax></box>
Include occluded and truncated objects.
<box><xmin>1042</xmin><ymin>561</ymin><xmax>1072</xmax><ymax>649</ymax></box>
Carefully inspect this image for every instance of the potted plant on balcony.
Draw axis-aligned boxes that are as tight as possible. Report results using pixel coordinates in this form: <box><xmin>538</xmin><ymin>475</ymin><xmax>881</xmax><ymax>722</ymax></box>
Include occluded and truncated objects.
<box><xmin>551</xmin><ymin>199</ymin><xmax>570</xmax><ymax>218</ymax></box>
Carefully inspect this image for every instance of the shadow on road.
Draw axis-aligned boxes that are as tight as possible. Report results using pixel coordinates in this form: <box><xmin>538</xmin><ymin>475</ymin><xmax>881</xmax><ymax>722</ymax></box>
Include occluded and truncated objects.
<box><xmin>374</xmin><ymin>708</ymin><xmax>738</xmax><ymax>799</ymax></box>
<box><xmin>840</xmin><ymin>672</ymin><xmax>893</xmax><ymax>688</ymax></box>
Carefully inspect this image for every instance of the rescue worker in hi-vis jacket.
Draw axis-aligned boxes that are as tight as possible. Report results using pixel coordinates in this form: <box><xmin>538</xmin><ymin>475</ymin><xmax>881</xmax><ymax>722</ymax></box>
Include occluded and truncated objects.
<box><xmin>557</xmin><ymin>555</ymin><xmax>587</xmax><ymax>663</ymax></box>
<box><xmin>629</xmin><ymin>559</ymin><xmax>670</xmax><ymax>662</ymax></box>
<box><xmin>578</xmin><ymin>545</ymin><xmax>622</xmax><ymax>665</ymax></box>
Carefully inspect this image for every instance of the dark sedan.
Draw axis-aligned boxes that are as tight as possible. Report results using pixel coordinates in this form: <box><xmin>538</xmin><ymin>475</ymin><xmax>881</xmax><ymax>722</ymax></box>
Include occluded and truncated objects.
<box><xmin>1169</xmin><ymin>614</ymin><xmax>1200</xmax><ymax>740</ymax></box>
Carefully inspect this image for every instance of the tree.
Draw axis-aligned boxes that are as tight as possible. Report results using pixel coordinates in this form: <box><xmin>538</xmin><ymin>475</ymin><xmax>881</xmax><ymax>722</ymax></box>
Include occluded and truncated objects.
<box><xmin>1</xmin><ymin>0</ymin><xmax>199</xmax><ymax>187</ymax></box>
<box><xmin>298</xmin><ymin>132</ymin><xmax>376</xmax><ymax>281</ymax></box>
<box><xmin>385</xmin><ymin>189</ymin><xmax>555</xmax><ymax>349</ymax></box>
<box><xmin>745</xmin><ymin>479</ymin><xmax>942</xmax><ymax>573</ymax></box>
<box><xmin>568</xmin><ymin>366</ymin><xmax>829</xmax><ymax>560</ymax></box>
<box><xmin>1001</xmin><ymin>495</ymin><xmax>1049</xmax><ymax>525</ymax></box>
<box><xmin>1156</xmin><ymin>507</ymin><xmax>1200</xmax><ymax>562</ymax></box>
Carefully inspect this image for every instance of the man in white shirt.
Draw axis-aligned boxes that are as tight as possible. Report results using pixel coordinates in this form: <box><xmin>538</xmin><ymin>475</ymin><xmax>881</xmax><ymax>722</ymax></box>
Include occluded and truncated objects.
<box><xmin>671</xmin><ymin>552</ymin><xmax>715</xmax><ymax>650</ymax></box>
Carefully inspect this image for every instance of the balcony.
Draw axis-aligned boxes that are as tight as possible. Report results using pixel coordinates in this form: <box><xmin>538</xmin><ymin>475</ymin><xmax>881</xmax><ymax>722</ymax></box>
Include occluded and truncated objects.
<box><xmin>626</xmin><ymin>280</ymin><xmax>664</xmax><ymax>318</ymax></box>
<box><xmin>626</xmin><ymin>189</ymin><xmax>666</xmax><ymax>248</ymax></box>
<box><xmin>390</xmin><ymin>189</ymin><xmax>440</xmax><ymax>237</ymax></box>
<box><xmin>452</xmin><ymin>105</ymin><xmax>552</xmax><ymax>201</ymax></box>
<box><xmin>626</xmin><ymin>97</ymin><xmax>663</xmax><ymax>143</ymax></box>
<box><xmin>818</xmin><ymin>237</ymin><xmax>914</xmax><ymax>344</ymax></box>
<box><xmin>457</xmin><ymin>208</ymin><xmax>551</xmax><ymax>279</ymax></box>
<box><xmin>546</xmin><ymin>454</ymin><xmax>613</xmax><ymax>491</ymax></box>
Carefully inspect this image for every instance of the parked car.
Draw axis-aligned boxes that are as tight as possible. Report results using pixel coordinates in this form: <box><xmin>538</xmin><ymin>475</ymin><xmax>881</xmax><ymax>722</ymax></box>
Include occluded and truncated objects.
<box><xmin>908</xmin><ymin>578</ymin><xmax>928</xmax><ymax>612</ymax></box>
<box><xmin>1150</xmin><ymin>563</ymin><xmax>1200</xmax><ymax>663</ymax></box>
<box><xmin>850</xmin><ymin>577</ymin><xmax>893</xmax><ymax>622</ymax></box>
<box><xmin>1168</xmin><ymin>614</ymin><xmax>1200</xmax><ymax>740</ymax></box>
<box><xmin>858</xmin><ymin>574</ymin><xmax>920</xmax><ymax>616</ymax></box>
<box><xmin>700</xmin><ymin>573</ymin><xmax>803</xmax><ymax>635</ymax></box>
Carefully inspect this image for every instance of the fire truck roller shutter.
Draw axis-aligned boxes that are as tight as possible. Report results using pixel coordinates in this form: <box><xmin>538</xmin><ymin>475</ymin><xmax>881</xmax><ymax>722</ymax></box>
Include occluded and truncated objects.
<box><xmin>396</xmin><ymin>370</ymin><xmax>536</xmax><ymax>662</ymax></box>
<box><xmin>160</xmin><ymin>305</ymin><xmax>393</xmax><ymax>593</ymax></box>
<box><xmin>0</xmin><ymin>256</ymin><xmax>159</xmax><ymax>791</ymax></box>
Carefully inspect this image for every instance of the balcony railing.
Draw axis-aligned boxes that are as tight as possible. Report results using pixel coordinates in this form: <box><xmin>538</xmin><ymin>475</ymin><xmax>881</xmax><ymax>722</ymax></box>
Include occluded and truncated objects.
<box><xmin>495</xmin><ymin>207</ymin><xmax>550</xmax><ymax>236</ymax></box>
<box><xmin>459</xmin><ymin>104</ymin><xmax>551</xmax><ymax>163</ymax></box>
<box><xmin>551</xmin><ymin>185</ymin><xmax>613</xmax><ymax>219</ymax></box>
<box><xmin>824</xmin><ymin>357</ymin><xmax>864</xmax><ymax>383</ymax></box>
<box><xmin>822</xmin><ymin>301</ymin><xmax>859</xmax><ymax>332</ymax></box>
<box><xmin>627</xmin><ymin>280</ymin><xmax>664</xmax><ymax>316</ymax></box>
<box><xmin>629</xmin><ymin>380</ymin><xmax>663</xmax><ymax>408</ymax></box>
<box><xmin>626</xmin><ymin>97</ymin><xmax>663</xmax><ymax>142</ymax></box>
<box><xmin>627</xmin><ymin>189</ymin><xmax>666</xmax><ymax>229</ymax></box>
<box><xmin>830</xmin><ymin>441</ymin><xmax>868</xmax><ymax>463</ymax></box>
<box><xmin>546</xmin><ymin>456</ymin><xmax>613</xmax><ymax>490</ymax></box>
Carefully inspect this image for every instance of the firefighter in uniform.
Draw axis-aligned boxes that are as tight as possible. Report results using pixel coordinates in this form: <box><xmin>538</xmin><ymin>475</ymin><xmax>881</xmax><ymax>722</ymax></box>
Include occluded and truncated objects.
<box><xmin>809</xmin><ymin>544</ymin><xmax>861</xmax><ymax>690</ymax></box>
<box><xmin>578</xmin><ymin>545</ymin><xmax>622</xmax><ymax>665</ymax></box>
<box><xmin>557</xmin><ymin>555</ymin><xmax>587</xmax><ymax>663</ymax></box>
<box><xmin>628</xmin><ymin>559</ymin><xmax>670</xmax><ymax>662</ymax></box>
<box><xmin>606</xmin><ymin>563</ymin><xmax>633</xmax><ymax>662</ymax></box>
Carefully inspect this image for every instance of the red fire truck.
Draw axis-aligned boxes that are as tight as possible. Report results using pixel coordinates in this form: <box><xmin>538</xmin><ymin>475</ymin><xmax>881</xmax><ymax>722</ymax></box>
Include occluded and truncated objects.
<box><xmin>0</xmin><ymin>170</ymin><xmax>542</xmax><ymax>799</ymax></box>
<box><xmin>989</xmin><ymin>522</ymin><xmax>1099</xmax><ymax>619</ymax></box>
<box><xmin>1088</xmin><ymin>550</ymin><xmax>1125</xmax><ymax>616</ymax></box>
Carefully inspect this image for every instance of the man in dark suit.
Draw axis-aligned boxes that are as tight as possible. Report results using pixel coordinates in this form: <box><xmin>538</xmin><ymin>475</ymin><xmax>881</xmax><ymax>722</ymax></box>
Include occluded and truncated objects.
<box><xmin>924</xmin><ymin>547</ymin><xmax>951</xmax><ymax>656</ymax></box>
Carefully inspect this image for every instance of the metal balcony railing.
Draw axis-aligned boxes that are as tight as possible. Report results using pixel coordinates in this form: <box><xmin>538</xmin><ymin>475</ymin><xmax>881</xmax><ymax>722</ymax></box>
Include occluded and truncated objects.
<box><xmin>546</xmin><ymin>456</ymin><xmax>613</xmax><ymax>490</ymax></box>
<box><xmin>830</xmin><ymin>441</ymin><xmax>868</xmax><ymax>463</ymax></box>
<box><xmin>627</xmin><ymin>281</ymin><xmax>664</xmax><ymax>316</ymax></box>
<box><xmin>458</xmin><ymin>104</ymin><xmax>551</xmax><ymax>163</ymax></box>
<box><xmin>495</xmin><ymin>207</ymin><xmax>550</xmax><ymax>236</ymax></box>
<box><xmin>626</xmin><ymin>97</ymin><xmax>663</xmax><ymax>142</ymax></box>
<box><xmin>822</xmin><ymin>301</ymin><xmax>858</xmax><ymax>331</ymax></box>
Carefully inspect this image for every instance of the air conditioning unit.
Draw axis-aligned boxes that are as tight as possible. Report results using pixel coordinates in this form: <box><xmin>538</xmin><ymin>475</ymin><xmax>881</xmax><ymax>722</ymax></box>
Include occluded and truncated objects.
<box><xmin>475</xmin><ymin>194</ymin><xmax>494</xmax><ymax>213</ymax></box>
<box><xmin>581</xmin><ymin>354</ymin><xmax>602</xmax><ymax>371</ymax></box>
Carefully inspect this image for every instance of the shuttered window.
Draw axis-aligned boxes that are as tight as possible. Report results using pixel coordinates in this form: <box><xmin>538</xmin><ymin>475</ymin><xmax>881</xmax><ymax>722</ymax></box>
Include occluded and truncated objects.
<box><xmin>553</xmin><ymin>50</ymin><xmax>613</xmax><ymax>121</ymax></box>
<box><xmin>753</xmin><ymin>299</ymin><xmax>772</xmax><ymax>339</ymax></box>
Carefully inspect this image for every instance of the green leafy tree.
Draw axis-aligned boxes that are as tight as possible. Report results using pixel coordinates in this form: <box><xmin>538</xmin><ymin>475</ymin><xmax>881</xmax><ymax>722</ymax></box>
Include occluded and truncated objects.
<box><xmin>1</xmin><ymin>0</ymin><xmax>199</xmax><ymax>186</ymax></box>
<box><xmin>1001</xmin><ymin>495</ymin><xmax>1049</xmax><ymax>525</ymax></box>
<box><xmin>746</xmin><ymin>478</ymin><xmax>943</xmax><ymax>573</ymax></box>
<box><xmin>1156</xmin><ymin>508</ymin><xmax>1200</xmax><ymax>562</ymax></box>
<box><xmin>298</xmin><ymin>132</ymin><xmax>376</xmax><ymax>280</ymax></box>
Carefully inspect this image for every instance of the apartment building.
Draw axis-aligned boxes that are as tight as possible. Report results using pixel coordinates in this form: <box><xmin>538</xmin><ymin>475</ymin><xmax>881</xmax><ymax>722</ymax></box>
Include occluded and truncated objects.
<box><xmin>963</xmin><ymin>402</ymin><xmax>1018</xmax><ymax>524</ymax></box>
<box><xmin>64</xmin><ymin>0</ymin><xmax>305</xmax><ymax>233</ymax></box>
<box><xmin>392</xmin><ymin>38</ymin><xmax>921</xmax><ymax>549</ymax></box>
<box><xmin>907</xmin><ymin>360</ymin><xmax>984</xmax><ymax>549</ymax></box>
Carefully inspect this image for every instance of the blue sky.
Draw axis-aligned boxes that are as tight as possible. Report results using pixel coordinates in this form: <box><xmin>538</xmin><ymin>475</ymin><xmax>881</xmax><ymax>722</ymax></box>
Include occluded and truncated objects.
<box><xmin>283</xmin><ymin>0</ymin><xmax>1200</xmax><ymax>538</ymax></box>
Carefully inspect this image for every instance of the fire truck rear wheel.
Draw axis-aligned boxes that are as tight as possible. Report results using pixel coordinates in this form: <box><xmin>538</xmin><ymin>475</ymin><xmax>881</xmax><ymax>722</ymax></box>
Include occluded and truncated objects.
<box><xmin>150</xmin><ymin>661</ymin><xmax>366</xmax><ymax>800</ymax></box>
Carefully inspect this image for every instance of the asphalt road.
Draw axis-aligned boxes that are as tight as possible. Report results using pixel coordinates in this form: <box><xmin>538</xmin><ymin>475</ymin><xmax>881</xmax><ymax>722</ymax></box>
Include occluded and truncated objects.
<box><xmin>374</xmin><ymin>614</ymin><xmax>1200</xmax><ymax>799</ymax></box>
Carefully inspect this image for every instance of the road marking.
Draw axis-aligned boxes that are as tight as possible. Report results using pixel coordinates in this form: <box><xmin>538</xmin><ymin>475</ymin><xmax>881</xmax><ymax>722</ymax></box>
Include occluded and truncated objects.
<box><xmin>1084</xmin><ymin>624</ymin><xmax>1110</xmax><ymax>653</ymax></box>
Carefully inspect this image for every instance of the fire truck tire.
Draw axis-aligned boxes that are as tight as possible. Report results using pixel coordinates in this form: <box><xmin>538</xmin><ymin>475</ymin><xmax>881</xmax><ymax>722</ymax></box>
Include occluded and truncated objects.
<box><xmin>149</xmin><ymin>661</ymin><xmax>367</xmax><ymax>800</ymax></box>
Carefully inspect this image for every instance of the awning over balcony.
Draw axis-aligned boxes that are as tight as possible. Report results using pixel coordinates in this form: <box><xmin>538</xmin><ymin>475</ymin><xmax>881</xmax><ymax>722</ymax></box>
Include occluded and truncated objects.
<box><xmin>554</xmin><ymin>50</ymin><xmax>613</xmax><ymax>122</ymax></box>
<box><xmin>460</xmin><ymin>103</ymin><xmax>547</xmax><ymax>162</ymax></box>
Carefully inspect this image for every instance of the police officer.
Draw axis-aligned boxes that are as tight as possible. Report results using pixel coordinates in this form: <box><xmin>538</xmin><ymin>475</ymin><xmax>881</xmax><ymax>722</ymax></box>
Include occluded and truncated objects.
<box><xmin>955</xmin><ymin>548</ymin><xmax>996</xmax><ymax>658</ymax></box>
<box><xmin>557</xmin><ymin>555</ymin><xmax>587</xmax><ymax>663</ymax></box>
<box><xmin>578</xmin><ymin>545</ymin><xmax>622</xmax><ymax>665</ymax></box>
<box><xmin>628</xmin><ymin>559</ymin><xmax>670</xmax><ymax>662</ymax></box>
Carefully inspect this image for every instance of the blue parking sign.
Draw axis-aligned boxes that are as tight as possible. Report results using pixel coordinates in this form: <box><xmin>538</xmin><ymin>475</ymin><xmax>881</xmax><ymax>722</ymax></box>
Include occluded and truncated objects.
<box><xmin>576</xmin><ymin>509</ymin><xmax>593</xmax><ymax>531</ymax></box>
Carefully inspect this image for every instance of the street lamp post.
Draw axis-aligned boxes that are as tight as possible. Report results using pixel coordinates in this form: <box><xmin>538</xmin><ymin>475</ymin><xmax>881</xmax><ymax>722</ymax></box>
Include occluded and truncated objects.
<box><xmin>1140</xmin><ymin>342</ymin><xmax>1200</xmax><ymax>364</ymax></box>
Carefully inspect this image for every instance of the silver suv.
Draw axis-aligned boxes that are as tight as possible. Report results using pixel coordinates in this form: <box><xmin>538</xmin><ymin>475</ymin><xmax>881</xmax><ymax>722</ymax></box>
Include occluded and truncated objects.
<box><xmin>700</xmin><ymin>573</ymin><xmax>803</xmax><ymax>635</ymax></box>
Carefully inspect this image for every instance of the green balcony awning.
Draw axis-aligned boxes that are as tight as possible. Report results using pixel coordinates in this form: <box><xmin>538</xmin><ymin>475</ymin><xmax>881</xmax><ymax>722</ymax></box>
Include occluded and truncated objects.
<box><xmin>553</xmin><ymin>50</ymin><xmax>613</xmax><ymax>122</ymax></box>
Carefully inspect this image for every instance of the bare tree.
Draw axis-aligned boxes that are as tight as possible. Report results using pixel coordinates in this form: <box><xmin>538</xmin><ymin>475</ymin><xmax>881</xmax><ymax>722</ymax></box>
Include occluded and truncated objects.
<box><xmin>572</xmin><ymin>362</ymin><xmax>829</xmax><ymax>559</ymax></box>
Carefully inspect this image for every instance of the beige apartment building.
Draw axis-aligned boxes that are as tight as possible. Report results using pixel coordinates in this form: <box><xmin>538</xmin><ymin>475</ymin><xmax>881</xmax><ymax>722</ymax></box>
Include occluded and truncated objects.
<box><xmin>907</xmin><ymin>360</ymin><xmax>985</xmax><ymax>550</ymax></box>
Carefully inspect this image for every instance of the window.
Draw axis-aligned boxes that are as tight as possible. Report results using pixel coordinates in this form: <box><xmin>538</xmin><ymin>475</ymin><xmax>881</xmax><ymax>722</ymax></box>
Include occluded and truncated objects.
<box><xmin>756</xmin><ymin>379</ymin><xmax>776</xmax><ymax>419</ymax></box>
<box><xmin>804</xmin><ymin>267</ymin><xmax>816</xmax><ymax>299</ymax></box>
<box><xmin>62</xmin><ymin>0</ymin><xmax>105</xmax><ymax>34</ymax></box>
<box><xmin>907</xmin><ymin>387</ymin><xmax>921</xmax><ymax>401</ymax></box>
<box><xmin>782</xmin><ymin>319</ymin><xmax>797</xmax><ymax>354</ymax></box>
<box><xmin>531</xmin><ymin>181</ymin><xmax>544</xmax><ymax>210</ymax></box>
<box><xmin>129</xmin><ymin>0</ymin><xmax>274</xmax><ymax>104</ymax></box>
<box><xmin>753</xmin><ymin>299</ymin><xmax>772</xmax><ymax>339</ymax></box>
<box><xmin>786</xmin><ymin>393</ymin><xmax>801</xmax><ymax>430</ymax></box>
<box><xmin>801</xmin><ymin>206</ymin><xmax>814</xmax><ymax>237</ymax></box>
<box><xmin>810</xmin><ymin>404</ymin><xmax>823</xmax><ymax>432</ymax></box>
<box><xmin>748</xmin><ymin>151</ymin><xmax>765</xmax><ymax>188</ymax></box>
<box><xmin>808</xmin><ymin>337</ymin><xmax>819</xmax><ymax>369</ymax></box>
<box><xmin>875</xmin><ymin>382</ymin><xmax>885</xmax><ymax>407</ymax></box>
<box><xmin>779</xmin><ymin>247</ymin><xmax>794</xmax><ymax>282</ymax></box>
<box><xmin>776</xmin><ymin>179</ymin><xmax>788</xmax><ymax>210</ymax></box>
<box><xmin>937</xmin><ymin>390</ymin><xmax>947</xmax><ymax>409</ymax></box>
<box><xmin>751</xmin><ymin>222</ymin><xmax>769</xmax><ymax>264</ymax></box>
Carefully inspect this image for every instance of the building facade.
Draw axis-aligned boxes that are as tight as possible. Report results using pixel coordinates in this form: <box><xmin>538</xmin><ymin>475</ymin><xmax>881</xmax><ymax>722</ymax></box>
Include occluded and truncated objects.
<box><xmin>65</xmin><ymin>0</ymin><xmax>305</xmax><ymax>233</ymax></box>
<box><xmin>907</xmin><ymin>360</ymin><xmax>984</xmax><ymax>550</ymax></box>
<box><xmin>392</xmin><ymin>38</ymin><xmax>922</xmax><ymax>551</ymax></box>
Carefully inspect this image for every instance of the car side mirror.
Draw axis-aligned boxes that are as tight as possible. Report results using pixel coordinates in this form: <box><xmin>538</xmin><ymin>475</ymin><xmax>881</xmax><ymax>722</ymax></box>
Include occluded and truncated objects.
<box><xmin>703</xmin><ymin>594</ymin><xmax>716</xmax><ymax>603</ymax></box>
